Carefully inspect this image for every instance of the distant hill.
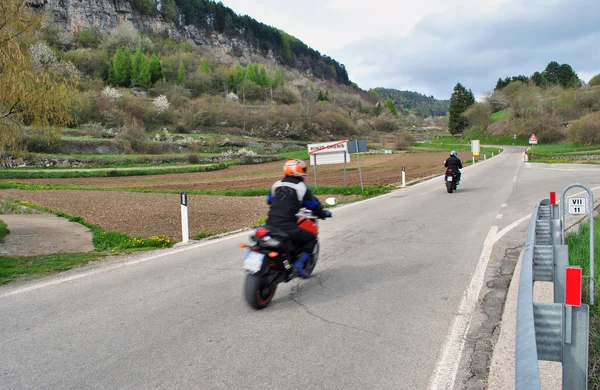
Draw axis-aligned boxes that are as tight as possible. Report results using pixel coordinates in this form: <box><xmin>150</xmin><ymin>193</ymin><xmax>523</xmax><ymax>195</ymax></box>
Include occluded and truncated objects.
<box><xmin>371</xmin><ymin>88</ymin><xmax>449</xmax><ymax>117</ymax></box>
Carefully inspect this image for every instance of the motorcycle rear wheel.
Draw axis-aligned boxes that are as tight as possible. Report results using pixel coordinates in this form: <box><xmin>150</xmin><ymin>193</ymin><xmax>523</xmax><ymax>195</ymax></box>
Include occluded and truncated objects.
<box><xmin>446</xmin><ymin>180</ymin><xmax>453</xmax><ymax>193</ymax></box>
<box><xmin>244</xmin><ymin>272</ymin><xmax>277</xmax><ymax>310</ymax></box>
<box><xmin>303</xmin><ymin>242</ymin><xmax>320</xmax><ymax>277</ymax></box>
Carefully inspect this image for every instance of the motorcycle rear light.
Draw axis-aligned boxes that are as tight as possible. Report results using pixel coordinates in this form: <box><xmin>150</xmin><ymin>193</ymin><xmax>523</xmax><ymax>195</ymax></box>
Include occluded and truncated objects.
<box><xmin>255</xmin><ymin>227</ymin><xmax>269</xmax><ymax>237</ymax></box>
<box><xmin>238</xmin><ymin>244</ymin><xmax>247</xmax><ymax>248</ymax></box>
<box><xmin>268</xmin><ymin>252</ymin><xmax>279</xmax><ymax>258</ymax></box>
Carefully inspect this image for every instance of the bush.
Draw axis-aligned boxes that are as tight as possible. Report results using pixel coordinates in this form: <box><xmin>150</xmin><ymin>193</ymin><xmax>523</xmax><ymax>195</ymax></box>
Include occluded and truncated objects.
<box><xmin>272</xmin><ymin>86</ymin><xmax>300</xmax><ymax>105</ymax></box>
<box><xmin>118</xmin><ymin>117</ymin><xmax>148</xmax><ymax>153</ymax></box>
<box><xmin>589</xmin><ymin>74</ymin><xmax>600</xmax><ymax>87</ymax></box>
<box><xmin>394</xmin><ymin>132</ymin><xmax>414</xmax><ymax>150</ymax></box>
<box><xmin>101</xmin><ymin>22</ymin><xmax>141</xmax><ymax>51</ymax></box>
<box><xmin>25</xmin><ymin>134</ymin><xmax>63</xmax><ymax>154</ymax></box>
<box><xmin>568</xmin><ymin>112</ymin><xmax>600</xmax><ymax>146</ymax></box>
<box><xmin>372</xmin><ymin>117</ymin><xmax>398</xmax><ymax>133</ymax></box>
<box><xmin>462</xmin><ymin>102</ymin><xmax>492</xmax><ymax>129</ymax></box>
<box><xmin>62</xmin><ymin>48</ymin><xmax>111</xmax><ymax>78</ymax></box>
<box><xmin>74</xmin><ymin>29</ymin><xmax>102</xmax><ymax>48</ymax></box>
<box><xmin>511</xmin><ymin>114</ymin><xmax>565</xmax><ymax>143</ymax></box>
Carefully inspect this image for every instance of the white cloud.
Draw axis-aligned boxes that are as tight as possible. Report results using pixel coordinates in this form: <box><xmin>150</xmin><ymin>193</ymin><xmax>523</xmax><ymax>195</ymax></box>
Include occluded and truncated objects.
<box><xmin>220</xmin><ymin>0</ymin><xmax>600</xmax><ymax>98</ymax></box>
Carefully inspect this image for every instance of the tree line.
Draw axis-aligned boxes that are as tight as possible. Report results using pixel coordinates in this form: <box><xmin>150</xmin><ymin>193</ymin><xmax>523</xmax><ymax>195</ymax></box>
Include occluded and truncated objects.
<box><xmin>495</xmin><ymin>61</ymin><xmax>581</xmax><ymax>90</ymax></box>
<box><xmin>129</xmin><ymin>0</ymin><xmax>350</xmax><ymax>85</ymax></box>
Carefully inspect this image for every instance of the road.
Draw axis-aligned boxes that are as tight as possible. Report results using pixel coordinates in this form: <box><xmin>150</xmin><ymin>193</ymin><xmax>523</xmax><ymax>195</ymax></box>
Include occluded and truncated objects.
<box><xmin>1</xmin><ymin>147</ymin><xmax>600</xmax><ymax>389</ymax></box>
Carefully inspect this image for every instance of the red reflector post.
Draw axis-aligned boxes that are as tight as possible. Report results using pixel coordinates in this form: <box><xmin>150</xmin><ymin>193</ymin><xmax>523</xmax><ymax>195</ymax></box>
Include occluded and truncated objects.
<box><xmin>565</xmin><ymin>267</ymin><xmax>582</xmax><ymax>307</ymax></box>
<box><xmin>550</xmin><ymin>192</ymin><xmax>556</xmax><ymax>205</ymax></box>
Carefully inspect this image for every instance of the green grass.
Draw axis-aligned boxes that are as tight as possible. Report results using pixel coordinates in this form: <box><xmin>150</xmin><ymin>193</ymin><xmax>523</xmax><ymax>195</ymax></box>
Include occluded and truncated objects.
<box><xmin>565</xmin><ymin>215</ymin><xmax>600</xmax><ymax>386</ymax></box>
<box><xmin>0</xmin><ymin>163</ymin><xmax>228</xmax><ymax>179</ymax></box>
<box><xmin>489</xmin><ymin>109</ymin><xmax>512</xmax><ymax>124</ymax></box>
<box><xmin>0</xmin><ymin>220</ymin><xmax>8</xmax><ymax>240</ymax></box>
<box><xmin>527</xmin><ymin>143</ymin><xmax>600</xmax><ymax>163</ymax></box>
<box><xmin>0</xmin><ymin>252</ymin><xmax>106</xmax><ymax>285</ymax></box>
<box><xmin>0</xmin><ymin>181</ymin><xmax>393</xmax><ymax>197</ymax></box>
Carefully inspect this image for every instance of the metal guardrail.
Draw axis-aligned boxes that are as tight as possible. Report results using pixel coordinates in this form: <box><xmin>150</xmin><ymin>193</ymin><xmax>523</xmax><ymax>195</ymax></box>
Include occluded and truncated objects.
<box><xmin>515</xmin><ymin>195</ymin><xmax>591</xmax><ymax>389</ymax></box>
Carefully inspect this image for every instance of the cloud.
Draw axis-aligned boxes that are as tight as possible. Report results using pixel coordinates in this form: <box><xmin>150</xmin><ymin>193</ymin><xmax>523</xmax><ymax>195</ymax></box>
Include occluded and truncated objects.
<box><xmin>333</xmin><ymin>0</ymin><xmax>600</xmax><ymax>98</ymax></box>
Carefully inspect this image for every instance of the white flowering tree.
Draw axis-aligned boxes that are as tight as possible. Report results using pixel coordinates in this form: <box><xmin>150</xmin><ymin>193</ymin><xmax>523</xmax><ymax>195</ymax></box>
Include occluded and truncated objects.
<box><xmin>101</xmin><ymin>86</ymin><xmax>122</xmax><ymax>100</ymax></box>
<box><xmin>153</xmin><ymin>95</ymin><xmax>170</xmax><ymax>114</ymax></box>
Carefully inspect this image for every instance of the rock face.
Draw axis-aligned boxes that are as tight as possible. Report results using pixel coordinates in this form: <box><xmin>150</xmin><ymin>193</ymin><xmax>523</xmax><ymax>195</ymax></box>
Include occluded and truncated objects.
<box><xmin>38</xmin><ymin>0</ymin><xmax>275</xmax><ymax>62</ymax></box>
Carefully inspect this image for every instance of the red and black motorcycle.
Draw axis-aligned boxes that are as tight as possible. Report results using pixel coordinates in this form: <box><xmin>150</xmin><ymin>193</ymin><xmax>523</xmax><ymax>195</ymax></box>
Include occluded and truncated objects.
<box><xmin>444</xmin><ymin>168</ymin><xmax>459</xmax><ymax>193</ymax></box>
<box><xmin>239</xmin><ymin>199</ymin><xmax>335</xmax><ymax>310</ymax></box>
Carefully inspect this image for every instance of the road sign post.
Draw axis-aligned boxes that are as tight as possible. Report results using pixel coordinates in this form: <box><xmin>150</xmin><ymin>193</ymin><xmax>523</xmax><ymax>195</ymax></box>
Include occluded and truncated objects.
<box><xmin>529</xmin><ymin>133</ymin><xmax>538</xmax><ymax>160</ymax></box>
<box><xmin>180</xmin><ymin>192</ymin><xmax>189</xmax><ymax>244</ymax></box>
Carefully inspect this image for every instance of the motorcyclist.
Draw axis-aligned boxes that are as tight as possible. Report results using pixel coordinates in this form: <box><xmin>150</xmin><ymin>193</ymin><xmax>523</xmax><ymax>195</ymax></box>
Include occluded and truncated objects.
<box><xmin>445</xmin><ymin>151</ymin><xmax>463</xmax><ymax>184</ymax></box>
<box><xmin>266</xmin><ymin>159</ymin><xmax>331</xmax><ymax>277</ymax></box>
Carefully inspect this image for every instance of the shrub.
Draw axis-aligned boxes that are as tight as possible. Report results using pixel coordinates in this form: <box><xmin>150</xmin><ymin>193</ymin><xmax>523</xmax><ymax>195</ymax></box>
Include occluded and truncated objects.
<box><xmin>101</xmin><ymin>22</ymin><xmax>141</xmax><ymax>51</ymax></box>
<box><xmin>62</xmin><ymin>48</ymin><xmax>111</xmax><ymax>78</ymax></box>
<box><xmin>118</xmin><ymin>117</ymin><xmax>148</xmax><ymax>153</ymax></box>
<box><xmin>186</xmin><ymin>153</ymin><xmax>200</xmax><ymax>163</ymax></box>
<box><xmin>80</xmin><ymin>123</ymin><xmax>105</xmax><ymax>138</ymax></box>
<box><xmin>394</xmin><ymin>132</ymin><xmax>414</xmax><ymax>150</ymax></box>
<box><xmin>272</xmin><ymin>86</ymin><xmax>300</xmax><ymax>105</ymax></box>
<box><xmin>74</xmin><ymin>29</ymin><xmax>102</xmax><ymax>48</ymax></box>
<box><xmin>589</xmin><ymin>74</ymin><xmax>600</xmax><ymax>87</ymax></box>
<box><xmin>372</xmin><ymin>117</ymin><xmax>398</xmax><ymax>133</ymax></box>
<box><xmin>568</xmin><ymin>112</ymin><xmax>600</xmax><ymax>146</ymax></box>
<box><xmin>29</xmin><ymin>42</ymin><xmax>57</xmax><ymax>71</ymax></box>
<box><xmin>511</xmin><ymin>114</ymin><xmax>565</xmax><ymax>143</ymax></box>
<box><xmin>25</xmin><ymin>134</ymin><xmax>63</xmax><ymax>154</ymax></box>
<box><xmin>462</xmin><ymin>102</ymin><xmax>492</xmax><ymax>129</ymax></box>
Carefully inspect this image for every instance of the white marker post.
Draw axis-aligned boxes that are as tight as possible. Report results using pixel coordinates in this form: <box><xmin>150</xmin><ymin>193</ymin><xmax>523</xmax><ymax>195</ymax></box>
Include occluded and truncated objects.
<box><xmin>401</xmin><ymin>166</ymin><xmax>406</xmax><ymax>188</ymax></box>
<box><xmin>180</xmin><ymin>192</ymin><xmax>189</xmax><ymax>244</ymax></box>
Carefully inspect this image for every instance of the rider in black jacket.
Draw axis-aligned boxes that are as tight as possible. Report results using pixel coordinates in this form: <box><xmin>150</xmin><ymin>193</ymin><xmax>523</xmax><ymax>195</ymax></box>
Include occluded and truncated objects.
<box><xmin>266</xmin><ymin>159</ymin><xmax>331</xmax><ymax>277</ymax></box>
<box><xmin>444</xmin><ymin>151</ymin><xmax>463</xmax><ymax>183</ymax></box>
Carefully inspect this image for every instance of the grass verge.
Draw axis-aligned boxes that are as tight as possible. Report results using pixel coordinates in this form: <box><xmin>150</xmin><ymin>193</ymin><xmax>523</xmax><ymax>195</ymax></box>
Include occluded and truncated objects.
<box><xmin>0</xmin><ymin>220</ymin><xmax>8</xmax><ymax>240</ymax></box>
<box><xmin>0</xmin><ymin>201</ymin><xmax>175</xmax><ymax>285</ymax></box>
<box><xmin>565</xmin><ymin>215</ymin><xmax>600</xmax><ymax>386</ymax></box>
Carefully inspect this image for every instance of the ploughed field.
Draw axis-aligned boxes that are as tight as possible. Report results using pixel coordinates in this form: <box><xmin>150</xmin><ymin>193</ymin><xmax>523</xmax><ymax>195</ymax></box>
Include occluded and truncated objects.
<box><xmin>1</xmin><ymin>152</ymin><xmax>463</xmax><ymax>240</ymax></box>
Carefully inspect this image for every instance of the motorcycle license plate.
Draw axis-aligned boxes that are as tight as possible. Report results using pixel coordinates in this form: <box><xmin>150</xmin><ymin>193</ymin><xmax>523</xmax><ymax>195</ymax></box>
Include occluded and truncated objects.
<box><xmin>243</xmin><ymin>252</ymin><xmax>264</xmax><ymax>273</ymax></box>
<box><xmin>446</xmin><ymin>176</ymin><xmax>453</xmax><ymax>182</ymax></box>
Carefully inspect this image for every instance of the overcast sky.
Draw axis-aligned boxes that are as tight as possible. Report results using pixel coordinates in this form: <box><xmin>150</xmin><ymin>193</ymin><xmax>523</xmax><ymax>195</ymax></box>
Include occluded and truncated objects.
<box><xmin>220</xmin><ymin>0</ymin><xmax>600</xmax><ymax>100</ymax></box>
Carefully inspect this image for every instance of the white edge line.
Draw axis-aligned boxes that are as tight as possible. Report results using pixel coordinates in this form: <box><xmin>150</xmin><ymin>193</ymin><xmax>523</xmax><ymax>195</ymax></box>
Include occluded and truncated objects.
<box><xmin>0</xmin><ymin>230</ymin><xmax>251</xmax><ymax>298</ymax></box>
<box><xmin>430</xmin><ymin>226</ymin><xmax>498</xmax><ymax>390</ymax></box>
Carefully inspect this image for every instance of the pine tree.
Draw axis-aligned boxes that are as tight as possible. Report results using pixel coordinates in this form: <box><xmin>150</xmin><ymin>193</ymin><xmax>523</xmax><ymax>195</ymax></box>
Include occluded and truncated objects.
<box><xmin>148</xmin><ymin>54</ymin><xmax>163</xmax><ymax>84</ymax></box>
<box><xmin>131</xmin><ymin>49</ymin><xmax>145</xmax><ymax>87</ymax></box>
<box><xmin>176</xmin><ymin>62</ymin><xmax>186</xmax><ymax>85</ymax></box>
<box><xmin>110</xmin><ymin>47</ymin><xmax>132</xmax><ymax>87</ymax></box>
<box><xmin>448</xmin><ymin>83</ymin><xmax>475</xmax><ymax>135</ymax></box>
<box><xmin>199</xmin><ymin>59</ymin><xmax>211</xmax><ymax>75</ymax></box>
<box><xmin>271</xmin><ymin>68</ymin><xmax>284</xmax><ymax>88</ymax></box>
<box><xmin>384</xmin><ymin>98</ymin><xmax>398</xmax><ymax>116</ymax></box>
<box><xmin>139</xmin><ymin>59</ymin><xmax>152</xmax><ymax>89</ymax></box>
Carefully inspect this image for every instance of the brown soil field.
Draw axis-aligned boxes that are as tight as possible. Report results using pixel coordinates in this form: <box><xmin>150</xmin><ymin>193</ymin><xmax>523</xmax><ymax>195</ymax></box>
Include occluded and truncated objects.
<box><xmin>1</xmin><ymin>152</ymin><xmax>469</xmax><ymax>241</ymax></box>
<box><xmin>15</xmin><ymin>152</ymin><xmax>461</xmax><ymax>190</ymax></box>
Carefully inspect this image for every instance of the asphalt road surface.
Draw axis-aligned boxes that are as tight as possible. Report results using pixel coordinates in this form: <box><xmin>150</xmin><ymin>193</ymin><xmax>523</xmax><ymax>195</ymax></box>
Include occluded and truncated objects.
<box><xmin>2</xmin><ymin>147</ymin><xmax>600</xmax><ymax>389</ymax></box>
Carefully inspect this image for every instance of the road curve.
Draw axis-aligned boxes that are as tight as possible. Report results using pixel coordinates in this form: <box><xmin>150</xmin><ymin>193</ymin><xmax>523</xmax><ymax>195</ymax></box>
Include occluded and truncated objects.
<box><xmin>2</xmin><ymin>147</ymin><xmax>598</xmax><ymax>389</ymax></box>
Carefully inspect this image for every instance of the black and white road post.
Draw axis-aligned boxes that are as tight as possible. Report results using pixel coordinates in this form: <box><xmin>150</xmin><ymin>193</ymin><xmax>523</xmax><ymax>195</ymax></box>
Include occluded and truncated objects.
<box><xmin>180</xmin><ymin>192</ymin><xmax>189</xmax><ymax>244</ymax></box>
<box><xmin>401</xmin><ymin>166</ymin><xmax>406</xmax><ymax>188</ymax></box>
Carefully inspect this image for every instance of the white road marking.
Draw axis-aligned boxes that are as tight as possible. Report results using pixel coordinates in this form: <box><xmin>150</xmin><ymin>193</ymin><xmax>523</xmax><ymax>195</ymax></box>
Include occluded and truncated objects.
<box><xmin>496</xmin><ymin>214</ymin><xmax>503</xmax><ymax>219</ymax></box>
<box><xmin>430</xmin><ymin>227</ymin><xmax>498</xmax><ymax>390</ymax></box>
<box><xmin>0</xmin><ymin>230</ymin><xmax>251</xmax><ymax>298</ymax></box>
<box><xmin>502</xmin><ymin>204</ymin><xmax>508</xmax><ymax>208</ymax></box>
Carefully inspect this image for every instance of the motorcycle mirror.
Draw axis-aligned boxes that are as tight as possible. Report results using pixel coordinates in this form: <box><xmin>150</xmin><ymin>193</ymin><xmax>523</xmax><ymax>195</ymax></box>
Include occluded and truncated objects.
<box><xmin>325</xmin><ymin>197</ymin><xmax>337</xmax><ymax>206</ymax></box>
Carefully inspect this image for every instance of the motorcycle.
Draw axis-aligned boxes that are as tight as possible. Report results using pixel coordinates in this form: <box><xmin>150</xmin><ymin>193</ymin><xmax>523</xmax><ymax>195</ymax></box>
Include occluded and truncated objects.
<box><xmin>444</xmin><ymin>168</ymin><xmax>459</xmax><ymax>193</ymax></box>
<box><xmin>239</xmin><ymin>198</ymin><xmax>336</xmax><ymax>310</ymax></box>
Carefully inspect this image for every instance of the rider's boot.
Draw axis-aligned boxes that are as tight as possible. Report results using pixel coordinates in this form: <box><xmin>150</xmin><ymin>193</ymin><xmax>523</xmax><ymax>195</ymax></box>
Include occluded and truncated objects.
<box><xmin>292</xmin><ymin>252</ymin><xmax>310</xmax><ymax>278</ymax></box>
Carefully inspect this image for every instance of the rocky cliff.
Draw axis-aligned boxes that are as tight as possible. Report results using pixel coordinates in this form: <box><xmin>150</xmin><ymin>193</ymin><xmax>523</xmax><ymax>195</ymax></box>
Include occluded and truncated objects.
<box><xmin>37</xmin><ymin>0</ymin><xmax>275</xmax><ymax>62</ymax></box>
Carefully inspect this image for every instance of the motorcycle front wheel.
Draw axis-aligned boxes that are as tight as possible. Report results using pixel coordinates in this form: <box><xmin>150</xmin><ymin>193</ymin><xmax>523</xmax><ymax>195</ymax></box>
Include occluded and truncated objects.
<box><xmin>303</xmin><ymin>242</ymin><xmax>320</xmax><ymax>277</ymax></box>
<box><xmin>244</xmin><ymin>272</ymin><xmax>277</xmax><ymax>310</ymax></box>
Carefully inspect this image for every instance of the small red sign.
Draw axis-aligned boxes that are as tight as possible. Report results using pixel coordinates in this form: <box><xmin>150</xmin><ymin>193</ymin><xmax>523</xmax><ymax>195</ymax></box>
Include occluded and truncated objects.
<box><xmin>550</xmin><ymin>192</ymin><xmax>556</xmax><ymax>205</ymax></box>
<box><xmin>529</xmin><ymin>133</ymin><xmax>538</xmax><ymax>144</ymax></box>
<box><xmin>565</xmin><ymin>267</ymin><xmax>582</xmax><ymax>307</ymax></box>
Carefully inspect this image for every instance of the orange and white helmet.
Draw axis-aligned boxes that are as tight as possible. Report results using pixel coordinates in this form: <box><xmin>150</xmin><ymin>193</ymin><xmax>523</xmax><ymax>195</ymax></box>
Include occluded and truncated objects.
<box><xmin>283</xmin><ymin>159</ymin><xmax>307</xmax><ymax>177</ymax></box>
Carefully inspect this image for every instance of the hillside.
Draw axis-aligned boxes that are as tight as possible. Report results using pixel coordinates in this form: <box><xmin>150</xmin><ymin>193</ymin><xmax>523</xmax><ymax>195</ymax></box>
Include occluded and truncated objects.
<box><xmin>371</xmin><ymin>88</ymin><xmax>450</xmax><ymax>117</ymax></box>
<box><xmin>38</xmin><ymin>0</ymin><xmax>349</xmax><ymax>85</ymax></box>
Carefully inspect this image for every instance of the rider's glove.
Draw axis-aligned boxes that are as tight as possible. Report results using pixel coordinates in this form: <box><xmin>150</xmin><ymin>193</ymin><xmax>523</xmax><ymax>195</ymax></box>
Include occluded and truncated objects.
<box><xmin>324</xmin><ymin>210</ymin><xmax>332</xmax><ymax>218</ymax></box>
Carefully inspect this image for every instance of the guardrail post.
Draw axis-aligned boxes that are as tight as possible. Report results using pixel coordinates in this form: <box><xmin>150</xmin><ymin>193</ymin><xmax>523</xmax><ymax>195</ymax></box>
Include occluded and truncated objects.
<box><xmin>554</xmin><ymin>245</ymin><xmax>569</xmax><ymax>304</ymax></box>
<box><xmin>563</xmin><ymin>305</ymin><xmax>589</xmax><ymax>388</ymax></box>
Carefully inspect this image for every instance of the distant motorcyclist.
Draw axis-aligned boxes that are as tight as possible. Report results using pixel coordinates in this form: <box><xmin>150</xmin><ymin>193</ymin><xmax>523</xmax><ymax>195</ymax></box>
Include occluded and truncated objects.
<box><xmin>445</xmin><ymin>151</ymin><xmax>463</xmax><ymax>184</ymax></box>
<box><xmin>266</xmin><ymin>159</ymin><xmax>331</xmax><ymax>276</ymax></box>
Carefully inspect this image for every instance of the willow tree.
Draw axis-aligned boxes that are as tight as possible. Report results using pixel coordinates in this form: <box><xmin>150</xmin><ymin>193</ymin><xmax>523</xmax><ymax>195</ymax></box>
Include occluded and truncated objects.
<box><xmin>0</xmin><ymin>0</ymin><xmax>77</xmax><ymax>167</ymax></box>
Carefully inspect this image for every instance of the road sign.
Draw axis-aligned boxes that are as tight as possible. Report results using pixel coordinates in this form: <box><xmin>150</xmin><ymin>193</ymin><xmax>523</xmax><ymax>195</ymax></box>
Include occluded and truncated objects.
<box><xmin>471</xmin><ymin>140</ymin><xmax>480</xmax><ymax>156</ymax></box>
<box><xmin>568</xmin><ymin>197</ymin><xmax>587</xmax><ymax>214</ymax></box>
<box><xmin>307</xmin><ymin>140</ymin><xmax>349</xmax><ymax>165</ymax></box>
<box><xmin>347</xmin><ymin>139</ymin><xmax>367</xmax><ymax>154</ymax></box>
<box><xmin>529</xmin><ymin>133</ymin><xmax>538</xmax><ymax>144</ymax></box>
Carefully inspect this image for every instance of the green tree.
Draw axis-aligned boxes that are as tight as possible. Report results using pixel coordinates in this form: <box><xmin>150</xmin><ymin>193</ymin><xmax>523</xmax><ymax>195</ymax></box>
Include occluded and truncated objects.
<box><xmin>138</xmin><ymin>59</ymin><xmax>152</xmax><ymax>88</ymax></box>
<box><xmin>131</xmin><ymin>48</ymin><xmax>145</xmax><ymax>87</ymax></box>
<box><xmin>232</xmin><ymin>63</ymin><xmax>245</xmax><ymax>91</ymax></box>
<box><xmin>531</xmin><ymin>71</ymin><xmax>546</xmax><ymax>87</ymax></box>
<box><xmin>373</xmin><ymin>102</ymin><xmax>383</xmax><ymax>116</ymax></box>
<box><xmin>162</xmin><ymin>0</ymin><xmax>178</xmax><ymax>22</ymax></box>
<box><xmin>448</xmin><ymin>82</ymin><xmax>475</xmax><ymax>134</ymax></box>
<box><xmin>384</xmin><ymin>98</ymin><xmax>398</xmax><ymax>116</ymax></box>
<box><xmin>589</xmin><ymin>73</ymin><xmax>600</xmax><ymax>87</ymax></box>
<box><xmin>110</xmin><ymin>47</ymin><xmax>132</xmax><ymax>87</ymax></box>
<box><xmin>271</xmin><ymin>68</ymin><xmax>284</xmax><ymax>88</ymax></box>
<box><xmin>245</xmin><ymin>63</ymin><xmax>259</xmax><ymax>85</ymax></box>
<box><xmin>199</xmin><ymin>59</ymin><xmax>211</xmax><ymax>75</ymax></box>
<box><xmin>148</xmin><ymin>53</ymin><xmax>163</xmax><ymax>84</ymax></box>
<box><xmin>176</xmin><ymin>62</ymin><xmax>186</xmax><ymax>85</ymax></box>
